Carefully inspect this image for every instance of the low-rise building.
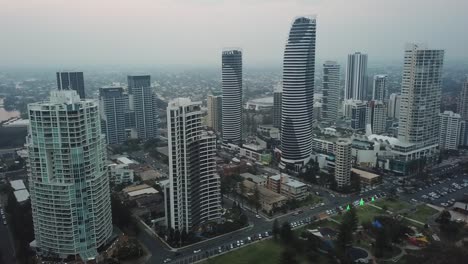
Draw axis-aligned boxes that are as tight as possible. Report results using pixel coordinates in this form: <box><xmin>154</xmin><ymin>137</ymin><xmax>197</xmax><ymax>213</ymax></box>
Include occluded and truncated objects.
<box><xmin>108</xmin><ymin>163</ymin><xmax>134</xmax><ymax>185</ymax></box>
<box><xmin>351</xmin><ymin>168</ymin><xmax>381</xmax><ymax>186</ymax></box>
<box><xmin>240</xmin><ymin>172</ymin><xmax>267</xmax><ymax>186</ymax></box>
<box><xmin>267</xmin><ymin>174</ymin><xmax>308</xmax><ymax>201</ymax></box>
<box><xmin>123</xmin><ymin>184</ymin><xmax>159</xmax><ymax>200</ymax></box>
<box><xmin>242</xmin><ymin>180</ymin><xmax>287</xmax><ymax>213</ymax></box>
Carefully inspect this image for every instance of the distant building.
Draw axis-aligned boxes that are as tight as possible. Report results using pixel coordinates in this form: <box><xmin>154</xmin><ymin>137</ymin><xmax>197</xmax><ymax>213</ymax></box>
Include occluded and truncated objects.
<box><xmin>127</xmin><ymin>75</ymin><xmax>151</xmax><ymax>95</ymax></box>
<box><xmin>398</xmin><ymin>44</ymin><xmax>444</xmax><ymax>149</ymax></box>
<box><xmin>99</xmin><ymin>87</ymin><xmax>127</xmax><ymax>144</ymax></box>
<box><xmin>129</xmin><ymin>75</ymin><xmax>159</xmax><ymax>140</ymax></box>
<box><xmin>372</xmin><ymin>75</ymin><xmax>387</xmax><ymax>102</ymax></box>
<box><xmin>321</xmin><ymin>61</ymin><xmax>340</xmax><ymax>124</ymax></box>
<box><xmin>222</xmin><ymin>49</ymin><xmax>243</xmax><ymax>145</ymax></box>
<box><xmin>459</xmin><ymin>76</ymin><xmax>468</xmax><ymax>121</ymax></box>
<box><xmin>27</xmin><ymin>90</ymin><xmax>112</xmax><ymax>260</ymax></box>
<box><xmin>273</xmin><ymin>86</ymin><xmax>282</xmax><ymax>129</ymax></box>
<box><xmin>366</xmin><ymin>100</ymin><xmax>387</xmax><ymax>135</ymax></box>
<box><xmin>56</xmin><ymin>71</ymin><xmax>85</xmax><ymax>98</ymax></box>
<box><xmin>108</xmin><ymin>164</ymin><xmax>134</xmax><ymax>185</ymax></box>
<box><xmin>388</xmin><ymin>93</ymin><xmax>401</xmax><ymax>119</ymax></box>
<box><xmin>439</xmin><ymin>111</ymin><xmax>465</xmax><ymax>150</ymax></box>
<box><xmin>344</xmin><ymin>100</ymin><xmax>367</xmax><ymax>130</ymax></box>
<box><xmin>280</xmin><ymin>16</ymin><xmax>317</xmax><ymax>171</ymax></box>
<box><xmin>351</xmin><ymin>168</ymin><xmax>381</xmax><ymax>186</ymax></box>
<box><xmin>242</xmin><ymin>180</ymin><xmax>287</xmax><ymax>213</ymax></box>
<box><xmin>334</xmin><ymin>138</ymin><xmax>352</xmax><ymax>188</ymax></box>
<box><xmin>166</xmin><ymin>98</ymin><xmax>221</xmax><ymax>232</ymax></box>
<box><xmin>207</xmin><ymin>94</ymin><xmax>222</xmax><ymax>133</ymax></box>
<box><xmin>345</xmin><ymin>52</ymin><xmax>368</xmax><ymax>100</ymax></box>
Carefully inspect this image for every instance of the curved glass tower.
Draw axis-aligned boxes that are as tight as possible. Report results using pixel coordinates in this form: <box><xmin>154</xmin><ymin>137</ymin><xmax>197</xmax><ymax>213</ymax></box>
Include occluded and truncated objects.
<box><xmin>280</xmin><ymin>16</ymin><xmax>317</xmax><ymax>171</ymax></box>
<box><xmin>27</xmin><ymin>90</ymin><xmax>112</xmax><ymax>260</ymax></box>
<box><xmin>222</xmin><ymin>49</ymin><xmax>242</xmax><ymax>145</ymax></box>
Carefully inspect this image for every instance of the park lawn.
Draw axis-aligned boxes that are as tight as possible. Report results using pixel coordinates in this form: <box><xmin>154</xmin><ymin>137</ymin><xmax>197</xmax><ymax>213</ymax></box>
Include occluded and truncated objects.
<box><xmin>203</xmin><ymin>239</ymin><xmax>314</xmax><ymax>264</ymax></box>
<box><xmin>333</xmin><ymin>205</ymin><xmax>386</xmax><ymax>224</ymax></box>
<box><xmin>374</xmin><ymin>199</ymin><xmax>411</xmax><ymax>212</ymax></box>
<box><xmin>408</xmin><ymin>205</ymin><xmax>438</xmax><ymax>223</ymax></box>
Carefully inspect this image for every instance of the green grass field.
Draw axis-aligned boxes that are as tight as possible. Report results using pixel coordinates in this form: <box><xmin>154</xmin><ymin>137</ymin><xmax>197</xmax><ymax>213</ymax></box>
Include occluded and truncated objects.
<box><xmin>374</xmin><ymin>199</ymin><xmax>411</xmax><ymax>212</ymax></box>
<box><xmin>409</xmin><ymin>205</ymin><xmax>438</xmax><ymax>223</ymax></box>
<box><xmin>203</xmin><ymin>239</ymin><xmax>282</xmax><ymax>264</ymax></box>
<box><xmin>333</xmin><ymin>205</ymin><xmax>386</xmax><ymax>224</ymax></box>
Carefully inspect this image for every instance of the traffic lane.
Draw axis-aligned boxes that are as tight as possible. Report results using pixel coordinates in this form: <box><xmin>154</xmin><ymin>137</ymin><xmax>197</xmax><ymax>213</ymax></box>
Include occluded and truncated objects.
<box><xmin>0</xmin><ymin>220</ymin><xmax>16</xmax><ymax>264</ymax></box>
<box><xmin>137</xmin><ymin>227</ymin><xmax>175</xmax><ymax>264</ymax></box>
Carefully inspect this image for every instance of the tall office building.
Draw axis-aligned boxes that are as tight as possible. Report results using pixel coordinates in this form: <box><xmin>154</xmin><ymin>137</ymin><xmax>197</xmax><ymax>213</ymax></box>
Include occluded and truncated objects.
<box><xmin>99</xmin><ymin>87</ymin><xmax>127</xmax><ymax>144</ymax></box>
<box><xmin>207</xmin><ymin>94</ymin><xmax>223</xmax><ymax>133</ymax></box>
<box><xmin>129</xmin><ymin>75</ymin><xmax>159</xmax><ymax>140</ymax></box>
<box><xmin>27</xmin><ymin>90</ymin><xmax>112</xmax><ymax>260</ymax></box>
<box><xmin>458</xmin><ymin>77</ymin><xmax>468</xmax><ymax>121</ymax></box>
<box><xmin>166</xmin><ymin>98</ymin><xmax>221</xmax><ymax>232</ymax></box>
<box><xmin>343</xmin><ymin>99</ymin><xmax>367</xmax><ymax>130</ymax></box>
<box><xmin>344</xmin><ymin>52</ymin><xmax>368</xmax><ymax>100</ymax></box>
<box><xmin>321</xmin><ymin>61</ymin><xmax>340</xmax><ymax>124</ymax></box>
<box><xmin>334</xmin><ymin>138</ymin><xmax>352</xmax><ymax>188</ymax></box>
<box><xmin>56</xmin><ymin>71</ymin><xmax>85</xmax><ymax>98</ymax></box>
<box><xmin>366</xmin><ymin>100</ymin><xmax>387</xmax><ymax>134</ymax></box>
<box><xmin>222</xmin><ymin>50</ymin><xmax>243</xmax><ymax>145</ymax></box>
<box><xmin>127</xmin><ymin>75</ymin><xmax>151</xmax><ymax>95</ymax></box>
<box><xmin>372</xmin><ymin>75</ymin><xmax>388</xmax><ymax>102</ymax></box>
<box><xmin>398</xmin><ymin>44</ymin><xmax>444</xmax><ymax>147</ymax></box>
<box><xmin>280</xmin><ymin>16</ymin><xmax>316</xmax><ymax>171</ymax></box>
<box><xmin>273</xmin><ymin>85</ymin><xmax>282</xmax><ymax>129</ymax></box>
<box><xmin>439</xmin><ymin>111</ymin><xmax>465</xmax><ymax>150</ymax></box>
<box><xmin>388</xmin><ymin>93</ymin><xmax>401</xmax><ymax>119</ymax></box>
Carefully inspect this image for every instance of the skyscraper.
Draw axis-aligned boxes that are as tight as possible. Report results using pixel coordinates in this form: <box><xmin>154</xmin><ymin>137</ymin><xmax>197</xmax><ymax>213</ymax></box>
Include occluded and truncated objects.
<box><xmin>334</xmin><ymin>138</ymin><xmax>352</xmax><ymax>188</ymax></box>
<box><xmin>99</xmin><ymin>87</ymin><xmax>127</xmax><ymax>144</ymax></box>
<box><xmin>372</xmin><ymin>74</ymin><xmax>388</xmax><ymax>102</ymax></box>
<box><xmin>366</xmin><ymin>100</ymin><xmax>387</xmax><ymax>134</ymax></box>
<box><xmin>388</xmin><ymin>93</ymin><xmax>401</xmax><ymax>119</ymax></box>
<box><xmin>207</xmin><ymin>94</ymin><xmax>223</xmax><ymax>133</ymax></box>
<box><xmin>343</xmin><ymin>99</ymin><xmax>367</xmax><ymax>130</ymax></box>
<box><xmin>56</xmin><ymin>71</ymin><xmax>85</xmax><ymax>98</ymax></box>
<box><xmin>280</xmin><ymin>16</ymin><xmax>316</xmax><ymax>171</ymax></box>
<box><xmin>439</xmin><ymin>111</ymin><xmax>465</xmax><ymax>150</ymax></box>
<box><xmin>398</xmin><ymin>44</ymin><xmax>444</xmax><ymax>147</ymax></box>
<box><xmin>273</xmin><ymin>85</ymin><xmax>282</xmax><ymax>129</ymax></box>
<box><xmin>27</xmin><ymin>90</ymin><xmax>112</xmax><ymax>260</ymax></box>
<box><xmin>166</xmin><ymin>98</ymin><xmax>221</xmax><ymax>232</ymax></box>
<box><xmin>127</xmin><ymin>75</ymin><xmax>151</xmax><ymax>95</ymax></box>
<box><xmin>222</xmin><ymin>49</ymin><xmax>243</xmax><ymax>145</ymax></box>
<box><xmin>458</xmin><ymin>76</ymin><xmax>468</xmax><ymax>121</ymax></box>
<box><xmin>321</xmin><ymin>61</ymin><xmax>340</xmax><ymax>124</ymax></box>
<box><xmin>129</xmin><ymin>75</ymin><xmax>159</xmax><ymax>140</ymax></box>
<box><xmin>344</xmin><ymin>52</ymin><xmax>368</xmax><ymax>100</ymax></box>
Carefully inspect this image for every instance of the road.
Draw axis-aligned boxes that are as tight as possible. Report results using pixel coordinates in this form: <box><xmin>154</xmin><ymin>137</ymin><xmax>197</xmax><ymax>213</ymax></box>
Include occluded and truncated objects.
<box><xmin>0</xmin><ymin>202</ymin><xmax>16</xmax><ymax>264</ymax></box>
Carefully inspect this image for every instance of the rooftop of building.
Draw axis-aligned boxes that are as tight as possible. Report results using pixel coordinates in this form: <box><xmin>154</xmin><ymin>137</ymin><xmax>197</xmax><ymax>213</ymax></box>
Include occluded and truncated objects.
<box><xmin>116</xmin><ymin>157</ymin><xmax>137</xmax><ymax>165</ymax></box>
<box><xmin>127</xmin><ymin>187</ymin><xmax>158</xmax><ymax>197</ymax></box>
<box><xmin>2</xmin><ymin>118</ymin><xmax>29</xmax><ymax>128</ymax></box>
<box><xmin>168</xmin><ymin>97</ymin><xmax>201</xmax><ymax>108</ymax></box>
<box><xmin>10</xmin><ymin>179</ymin><xmax>26</xmax><ymax>191</ymax></box>
<box><xmin>123</xmin><ymin>184</ymin><xmax>152</xmax><ymax>193</ymax></box>
<box><xmin>283</xmin><ymin>178</ymin><xmax>307</xmax><ymax>188</ymax></box>
<box><xmin>14</xmin><ymin>189</ymin><xmax>30</xmax><ymax>203</ymax></box>
<box><xmin>240</xmin><ymin>173</ymin><xmax>266</xmax><ymax>184</ymax></box>
<box><xmin>243</xmin><ymin>180</ymin><xmax>287</xmax><ymax>204</ymax></box>
<box><xmin>351</xmin><ymin>168</ymin><xmax>380</xmax><ymax>180</ymax></box>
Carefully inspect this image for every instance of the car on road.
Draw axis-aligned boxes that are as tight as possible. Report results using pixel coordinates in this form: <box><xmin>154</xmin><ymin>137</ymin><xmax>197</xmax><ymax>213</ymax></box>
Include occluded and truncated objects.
<box><xmin>3</xmin><ymin>220</ymin><xmax>6</xmax><ymax>225</ymax></box>
<box><xmin>255</xmin><ymin>214</ymin><xmax>261</xmax><ymax>219</ymax></box>
<box><xmin>164</xmin><ymin>258</ymin><xmax>172</xmax><ymax>263</ymax></box>
<box><xmin>264</xmin><ymin>231</ymin><xmax>269</xmax><ymax>237</ymax></box>
<box><xmin>218</xmin><ymin>246</ymin><xmax>222</xmax><ymax>253</ymax></box>
<box><xmin>193</xmin><ymin>249</ymin><xmax>201</xmax><ymax>254</ymax></box>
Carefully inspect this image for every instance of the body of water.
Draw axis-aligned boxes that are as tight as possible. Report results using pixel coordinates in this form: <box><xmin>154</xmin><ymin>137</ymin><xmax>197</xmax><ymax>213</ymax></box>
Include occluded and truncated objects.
<box><xmin>0</xmin><ymin>98</ymin><xmax>20</xmax><ymax>122</ymax></box>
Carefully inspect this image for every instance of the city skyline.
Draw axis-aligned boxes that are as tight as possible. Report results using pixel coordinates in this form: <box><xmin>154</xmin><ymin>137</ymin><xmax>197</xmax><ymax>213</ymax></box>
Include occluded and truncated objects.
<box><xmin>1</xmin><ymin>0</ymin><xmax>467</xmax><ymax>67</ymax></box>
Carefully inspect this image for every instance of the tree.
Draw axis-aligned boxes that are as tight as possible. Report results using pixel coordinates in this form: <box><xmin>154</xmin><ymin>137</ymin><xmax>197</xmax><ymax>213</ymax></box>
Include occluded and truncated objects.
<box><xmin>280</xmin><ymin>222</ymin><xmax>294</xmax><ymax>244</ymax></box>
<box><xmin>374</xmin><ymin>228</ymin><xmax>390</xmax><ymax>258</ymax></box>
<box><xmin>336</xmin><ymin>207</ymin><xmax>357</xmax><ymax>252</ymax></box>
<box><xmin>272</xmin><ymin>219</ymin><xmax>280</xmax><ymax>240</ymax></box>
<box><xmin>174</xmin><ymin>229</ymin><xmax>181</xmax><ymax>247</ymax></box>
<box><xmin>239</xmin><ymin>214</ymin><xmax>249</xmax><ymax>227</ymax></box>
<box><xmin>436</xmin><ymin>210</ymin><xmax>451</xmax><ymax>225</ymax></box>
<box><xmin>253</xmin><ymin>186</ymin><xmax>261</xmax><ymax>213</ymax></box>
<box><xmin>343</xmin><ymin>206</ymin><xmax>358</xmax><ymax>232</ymax></box>
<box><xmin>279</xmin><ymin>248</ymin><xmax>298</xmax><ymax>264</ymax></box>
<box><xmin>181</xmin><ymin>229</ymin><xmax>188</xmax><ymax>245</ymax></box>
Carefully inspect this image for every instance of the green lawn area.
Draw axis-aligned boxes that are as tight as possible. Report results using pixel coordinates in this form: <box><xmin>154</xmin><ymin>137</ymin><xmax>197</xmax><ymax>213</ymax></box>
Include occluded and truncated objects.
<box><xmin>408</xmin><ymin>205</ymin><xmax>438</xmax><ymax>223</ymax></box>
<box><xmin>295</xmin><ymin>219</ymin><xmax>340</xmax><ymax>235</ymax></box>
<box><xmin>202</xmin><ymin>239</ymin><xmax>332</xmax><ymax>264</ymax></box>
<box><xmin>374</xmin><ymin>199</ymin><xmax>411</xmax><ymax>212</ymax></box>
<box><xmin>332</xmin><ymin>205</ymin><xmax>386</xmax><ymax>224</ymax></box>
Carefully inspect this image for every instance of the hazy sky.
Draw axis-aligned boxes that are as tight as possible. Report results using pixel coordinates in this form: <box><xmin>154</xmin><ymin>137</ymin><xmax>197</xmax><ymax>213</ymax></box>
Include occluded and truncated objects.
<box><xmin>1</xmin><ymin>0</ymin><xmax>467</xmax><ymax>68</ymax></box>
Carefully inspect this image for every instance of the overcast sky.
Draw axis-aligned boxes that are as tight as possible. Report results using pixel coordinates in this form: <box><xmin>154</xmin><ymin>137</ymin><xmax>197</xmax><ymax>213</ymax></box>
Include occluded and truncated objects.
<box><xmin>1</xmin><ymin>0</ymin><xmax>467</xmax><ymax>68</ymax></box>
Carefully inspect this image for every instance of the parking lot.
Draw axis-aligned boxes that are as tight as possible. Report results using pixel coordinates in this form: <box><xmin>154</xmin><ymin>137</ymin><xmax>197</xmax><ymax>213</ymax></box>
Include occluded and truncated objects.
<box><xmin>403</xmin><ymin>175</ymin><xmax>468</xmax><ymax>207</ymax></box>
